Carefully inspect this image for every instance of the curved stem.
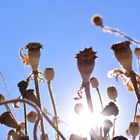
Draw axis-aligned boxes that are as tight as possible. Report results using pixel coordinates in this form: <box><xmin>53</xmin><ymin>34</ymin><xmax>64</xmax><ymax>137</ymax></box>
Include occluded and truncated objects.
<box><xmin>47</xmin><ymin>81</ymin><xmax>59</xmax><ymax>140</ymax></box>
<box><xmin>0</xmin><ymin>99</ymin><xmax>66</xmax><ymax>140</ymax></box>
<box><xmin>33</xmin><ymin>115</ymin><xmax>41</xmax><ymax>140</ymax></box>
<box><xmin>133</xmin><ymin>101</ymin><xmax>139</xmax><ymax>122</ymax></box>
<box><xmin>33</xmin><ymin>71</ymin><xmax>45</xmax><ymax>139</ymax></box>
<box><xmin>130</xmin><ymin>71</ymin><xmax>140</xmax><ymax>104</ymax></box>
<box><xmin>102</xmin><ymin>26</ymin><xmax>140</xmax><ymax>46</ymax></box>
<box><xmin>96</xmin><ymin>88</ymin><xmax>103</xmax><ymax>109</ymax></box>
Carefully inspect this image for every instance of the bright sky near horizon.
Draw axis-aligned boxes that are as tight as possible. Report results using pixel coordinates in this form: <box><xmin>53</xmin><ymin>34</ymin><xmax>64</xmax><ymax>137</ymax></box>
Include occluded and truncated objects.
<box><xmin>0</xmin><ymin>0</ymin><xmax>140</xmax><ymax>139</ymax></box>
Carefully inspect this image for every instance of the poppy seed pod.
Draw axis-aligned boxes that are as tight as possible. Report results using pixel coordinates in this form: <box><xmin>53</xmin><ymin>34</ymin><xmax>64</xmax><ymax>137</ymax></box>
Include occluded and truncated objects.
<box><xmin>0</xmin><ymin>93</ymin><xmax>5</xmax><ymax>103</ymax></box>
<box><xmin>103</xmin><ymin>119</ymin><xmax>113</xmax><ymax>137</ymax></box>
<box><xmin>25</xmin><ymin>42</ymin><xmax>42</xmax><ymax>71</ymax></box>
<box><xmin>74</xmin><ymin>103</ymin><xmax>84</xmax><ymax>114</ymax></box>
<box><xmin>134</xmin><ymin>47</ymin><xmax>140</xmax><ymax>57</ymax></box>
<box><xmin>107</xmin><ymin>86</ymin><xmax>118</xmax><ymax>101</ymax></box>
<box><xmin>27</xmin><ymin>111</ymin><xmax>38</xmax><ymax>123</ymax></box>
<box><xmin>44</xmin><ymin>68</ymin><xmax>54</xmax><ymax>82</ymax></box>
<box><xmin>76</xmin><ymin>48</ymin><xmax>97</xmax><ymax>83</ymax></box>
<box><xmin>101</xmin><ymin>102</ymin><xmax>119</xmax><ymax>116</ymax></box>
<box><xmin>0</xmin><ymin>112</ymin><xmax>19</xmax><ymax>129</ymax></box>
<box><xmin>69</xmin><ymin>134</ymin><xmax>83</xmax><ymax>140</ymax></box>
<box><xmin>17</xmin><ymin>80</ymin><xmax>28</xmax><ymax>95</ymax></box>
<box><xmin>92</xmin><ymin>15</ymin><xmax>103</xmax><ymax>27</ymax></box>
<box><xmin>40</xmin><ymin>133</ymin><xmax>49</xmax><ymax>140</ymax></box>
<box><xmin>111</xmin><ymin>41</ymin><xmax>132</xmax><ymax>72</ymax></box>
<box><xmin>128</xmin><ymin>122</ymin><xmax>139</xmax><ymax>137</ymax></box>
<box><xmin>90</xmin><ymin>77</ymin><xmax>99</xmax><ymax>88</ymax></box>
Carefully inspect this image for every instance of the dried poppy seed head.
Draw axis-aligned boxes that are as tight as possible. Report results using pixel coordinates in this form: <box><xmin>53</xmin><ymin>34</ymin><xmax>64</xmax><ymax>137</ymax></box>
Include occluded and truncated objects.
<box><xmin>27</xmin><ymin>111</ymin><xmax>38</xmax><ymax>123</ymax></box>
<box><xmin>129</xmin><ymin>122</ymin><xmax>139</xmax><ymax>137</ymax></box>
<box><xmin>134</xmin><ymin>47</ymin><xmax>140</xmax><ymax>57</ymax></box>
<box><xmin>44</xmin><ymin>68</ymin><xmax>54</xmax><ymax>82</ymax></box>
<box><xmin>111</xmin><ymin>41</ymin><xmax>132</xmax><ymax>72</ymax></box>
<box><xmin>92</xmin><ymin>15</ymin><xmax>103</xmax><ymax>27</ymax></box>
<box><xmin>25</xmin><ymin>42</ymin><xmax>43</xmax><ymax>71</ymax></box>
<box><xmin>107</xmin><ymin>86</ymin><xmax>118</xmax><ymax>101</ymax></box>
<box><xmin>0</xmin><ymin>112</ymin><xmax>19</xmax><ymax>129</ymax></box>
<box><xmin>76</xmin><ymin>47</ymin><xmax>97</xmax><ymax>83</ymax></box>
<box><xmin>74</xmin><ymin>103</ymin><xmax>84</xmax><ymax>114</ymax></box>
<box><xmin>90</xmin><ymin>77</ymin><xmax>99</xmax><ymax>88</ymax></box>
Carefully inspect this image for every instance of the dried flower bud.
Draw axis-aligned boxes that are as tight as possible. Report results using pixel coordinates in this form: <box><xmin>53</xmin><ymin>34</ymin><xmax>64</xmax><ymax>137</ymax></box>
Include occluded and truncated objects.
<box><xmin>23</xmin><ymin>89</ymin><xmax>39</xmax><ymax>105</ymax></box>
<box><xmin>91</xmin><ymin>15</ymin><xmax>103</xmax><ymax>27</ymax></box>
<box><xmin>0</xmin><ymin>112</ymin><xmax>19</xmax><ymax>129</ymax></box>
<box><xmin>111</xmin><ymin>41</ymin><xmax>132</xmax><ymax>72</ymax></box>
<box><xmin>128</xmin><ymin>122</ymin><xmax>139</xmax><ymax>137</ymax></box>
<box><xmin>40</xmin><ymin>133</ymin><xmax>49</xmax><ymax>140</ymax></box>
<box><xmin>0</xmin><ymin>93</ymin><xmax>5</xmax><ymax>103</ymax></box>
<box><xmin>44</xmin><ymin>68</ymin><xmax>54</xmax><ymax>82</ymax></box>
<box><xmin>27</xmin><ymin>111</ymin><xmax>38</xmax><ymax>123</ymax></box>
<box><xmin>69</xmin><ymin>134</ymin><xmax>83</xmax><ymax>140</ymax></box>
<box><xmin>90</xmin><ymin>77</ymin><xmax>99</xmax><ymax>88</ymax></box>
<box><xmin>134</xmin><ymin>47</ymin><xmax>140</xmax><ymax>57</ymax></box>
<box><xmin>17</xmin><ymin>80</ymin><xmax>28</xmax><ymax>95</ymax></box>
<box><xmin>101</xmin><ymin>102</ymin><xmax>119</xmax><ymax>116</ymax></box>
<box><xmin>103</xmin><ymin>119</ymin><xmax>113</xmax><ymax>137</ymax></box>
<box><xmin>74</xmin><ymin>103</ymin><xmax>84</xmax><ymax>114</ymax></box>
<box><xmin>107</xmin><ymin>86</ymin><xmax>118</xmax><ymax>101</ymax></box>
<box><xmin>76</xmin><ymin>48</ymin><xmax>97</xmax><ymax>83</ymax></box>
<box><xmin>25</xmin><ymin>42</ymin><xmax>42</xmax><ymax>71</ymax></box>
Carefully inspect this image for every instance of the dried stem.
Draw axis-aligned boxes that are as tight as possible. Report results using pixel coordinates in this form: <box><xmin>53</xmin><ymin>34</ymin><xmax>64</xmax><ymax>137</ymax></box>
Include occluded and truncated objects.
<box><xmin>84</xmin><ymin>82</ymin><xmax>93</xmax><ymax>113</ymax></box>
<box><xmin>130</xmin><ymin>71</ymin><xmax>140</xmax><ymax>104</ymax></box>
<box><xmin>96</xmin><ymin>88</ymin><xmax>103</xmax><ymax>109</ymax></box>
<box><xmin>137</xmin><ymin>56</ymin><xmax>140</xmax><ymax>74</ymax></box>
<box><xmin>0</xmin><ymin>72</ymin><xmax>17</xmax><ymax>119</ymax></box>
<box><xmin>133</xmin><ymin>101</ymin><xmax>139</xmax><ymax>122</ymax></box>
<box><xmin>33</xmin><ymin>71</ymin><xmax>45</xmax><ymax>139</ymax></box>
<box><xmin>0</xmin><ymin>99</ymin><xmax>66</xmax><ymax>140</ymax></box>
<box><xmin>47</xmin><ymin>81</ymin><xmax>59</xmax><ymax>140</ymax></box>
<box><xmin>102</xmin><ymin>26</ymin><xmax>140</xmax><ymax>46</ymax></box>
<box><xmin>23</xmin><ymin>102</ymin><xmax>27</xmax><ymax>135</ymax></box>
<box><xmin>112</xmin><ymin>118</ymin><xmax>117</xmax><ymax>138</ymax></box>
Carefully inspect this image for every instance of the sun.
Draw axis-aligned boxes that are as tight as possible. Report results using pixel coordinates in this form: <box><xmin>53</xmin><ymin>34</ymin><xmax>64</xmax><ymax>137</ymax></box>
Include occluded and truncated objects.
<box><xmin>69</xmin><ymin>103</ymin><xmax>105</xmax><ymax>138</ymax></box>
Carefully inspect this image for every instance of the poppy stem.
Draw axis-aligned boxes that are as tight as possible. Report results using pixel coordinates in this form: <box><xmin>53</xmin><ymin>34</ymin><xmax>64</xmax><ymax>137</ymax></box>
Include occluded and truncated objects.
<box><xmin>47</xmin><ymin>81</ymin><xmax>60</xmax><ymax>140</ymax></box>
<box><xmin>84</xmin><ymin>82</ymin><xmax>93</xmax><ymax>113</ymax></box>
<box><xmin>102</xmin><ymin>26</ymin><xmax>140</xmax><ymax>46</ymax></box>
<box><xmin>96</xmin><ymin>88</ymin><xmax>104</xmax><ymax>109</ymax></box>
<box><xmin>130</xmin><ymin>71</ymin><xmax>140</xmax><ymax>104</ymax></box>
<box><xmin>23</xmin><ymin>102</ymin><xmax>28</xmax><ymax>135</ymax></box>
<box><xmin>33</xmin><ymin>70</ymin><xmax>45</xmax><ymax>139</ymax></box>
<box><xmin>133</xmin><ymin>101</ymin><xmax>139</xmax><ymax>122</ymax></box>
<box><xmin>0</xmin><ymin>99</ymin><xmax>67</xmax><ymax>140</ymax></box>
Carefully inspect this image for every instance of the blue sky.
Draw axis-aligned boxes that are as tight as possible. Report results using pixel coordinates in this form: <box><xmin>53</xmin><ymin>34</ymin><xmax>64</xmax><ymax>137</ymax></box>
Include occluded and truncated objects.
<box><xmin>0</xmin><ymin>0</ymin><xmax>140</xmax><ymax>139</ymax></box>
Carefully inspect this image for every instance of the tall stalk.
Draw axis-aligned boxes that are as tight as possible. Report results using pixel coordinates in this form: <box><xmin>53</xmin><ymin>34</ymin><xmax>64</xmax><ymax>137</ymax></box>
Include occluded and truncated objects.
<box><xmin>84</xmin><ymin>82</ymin><xmax>93</xmax><ymax>113</ymax></box>
<box><xmin>23</xmin><ymin>102</ymin><xmax>27</xmax><ymax>135</ymax></box>
<box><xmin>130</xmin><ymin>71</ymin><xmax>140</xmax><ymax>104</ymax></box>
<box><xmin>33</xmin><ymin>71</ymin><xmax>45</xmax><ymax>139</ymax></box>
<box><xmin>96</xmin><ymin>88</ymin><xmax>103</xmax><ymax>109</ymax></box>
<box><xmin>47</xmin><ymin>81</ymin><xmax>59</xmax><ymax>140</ymax></box>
